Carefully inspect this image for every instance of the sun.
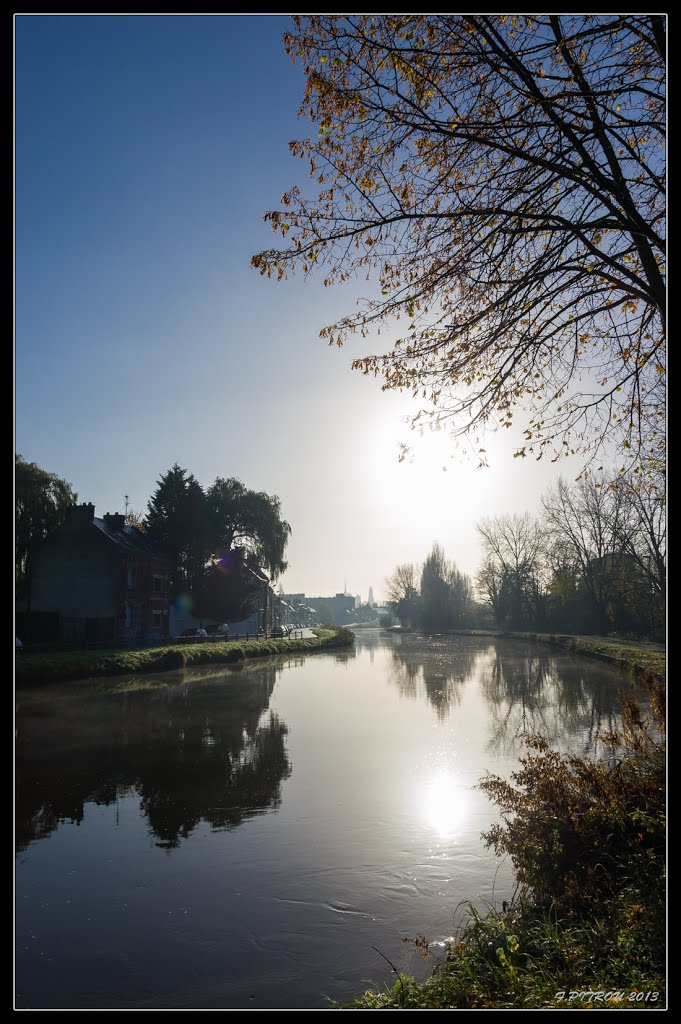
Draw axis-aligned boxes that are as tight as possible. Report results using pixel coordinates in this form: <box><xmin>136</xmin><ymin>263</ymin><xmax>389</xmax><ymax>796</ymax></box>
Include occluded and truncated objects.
<box><xmin>360</xmin><ymin>407</ymin><xmax>500</xmax><ymax>575</ymax></box>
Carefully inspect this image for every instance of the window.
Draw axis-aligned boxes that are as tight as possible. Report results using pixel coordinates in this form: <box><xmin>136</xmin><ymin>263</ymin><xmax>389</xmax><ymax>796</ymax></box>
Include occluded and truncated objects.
<box><xmin>152</xmin><ymin>611</ymin><xmax>162</xmax><ymax>629</ymax></box>
<box><xmin>153</xmin><ymin>575</ymin><xmax>165</xmax><ymax>594</ymax></box>
<box><xmin>127</xmin><ymin>565</ymin><xmax>136</xmax><ymax>590</ymax></box>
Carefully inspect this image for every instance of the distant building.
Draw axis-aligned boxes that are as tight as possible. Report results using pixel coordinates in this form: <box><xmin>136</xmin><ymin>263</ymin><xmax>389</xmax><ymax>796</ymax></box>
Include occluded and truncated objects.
<box><xmin>307</xmin><ymin>592</ymin><xmax>356</xmax><ymax>625</ymax></box>
<box><xmin>368</xmin><ymin>586</ymin><xmax>374</xmax><ymax>607</ymax></box>
<box><xmin>277</xmin><ymin>598</ymin><xmax>297</xmax><ymax>626</ymax></box>
<box><xmin>29</xmin><ymin>502</ymin><xmax>171</xmax><ymax>644</ymax></box>
<box><xmin>282</xmin><ymin>592</ymin><xmax>355</xmax><ymax>625</ymax></box>
<box><xmin>281</xmin><ymin>594</ymin><xmax>316</xmax><ymax>627</ymax></box>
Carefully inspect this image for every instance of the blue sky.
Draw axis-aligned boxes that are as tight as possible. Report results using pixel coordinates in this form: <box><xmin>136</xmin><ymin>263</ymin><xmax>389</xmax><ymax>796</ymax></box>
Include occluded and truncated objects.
<box><xmin>15</xmin><ymin>14</ymin><xmax>576</xmax><ymax>601</ymax></box>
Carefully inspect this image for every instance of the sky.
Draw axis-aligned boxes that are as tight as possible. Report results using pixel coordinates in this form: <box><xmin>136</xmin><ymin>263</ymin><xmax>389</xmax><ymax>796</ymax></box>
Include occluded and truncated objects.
<box><xmin>15</xmin><ymin>14</ymin><xmax>582</xmax><ymax>603</ymax></box>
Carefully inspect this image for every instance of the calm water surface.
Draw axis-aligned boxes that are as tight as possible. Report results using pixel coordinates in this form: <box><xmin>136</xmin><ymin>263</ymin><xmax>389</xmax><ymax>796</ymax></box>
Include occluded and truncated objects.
<box><xmin>15</xmin><ymin>632</ymin><xmax>637</xmax><ymax>1009</ymax></box>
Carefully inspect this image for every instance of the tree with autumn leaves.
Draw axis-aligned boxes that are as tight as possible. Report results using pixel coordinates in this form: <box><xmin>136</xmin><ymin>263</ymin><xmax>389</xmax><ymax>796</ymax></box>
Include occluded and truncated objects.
<box><xmin>253</xmin><ymin>15</ymin><xmax>665</xmax><ymax>486</ymax></box>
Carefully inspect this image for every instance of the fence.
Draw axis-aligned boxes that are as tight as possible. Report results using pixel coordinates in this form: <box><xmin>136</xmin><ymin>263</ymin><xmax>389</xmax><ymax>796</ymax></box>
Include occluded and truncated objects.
<box><xmin>18</xmin><ymin>628</ymin><xmax>308</xmax><ymax>654</ymax></box>
<box><xmin>168</xmin><ymin>629</ymin><xmax>306</xmax><ymax>644</ymax></box>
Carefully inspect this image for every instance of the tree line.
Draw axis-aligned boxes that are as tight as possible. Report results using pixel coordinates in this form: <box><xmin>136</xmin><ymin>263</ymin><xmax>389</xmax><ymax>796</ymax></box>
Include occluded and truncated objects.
<box><xmin>385</xmin><ymin>542</ymin><xmax>473</xmax><ymax>633</ymax></box>
<box><xmin>386</xmin><ymin>475</ymin><xmax>664</xmax><ymax>639</ymax></box>
<box><xmin>15</xmin><ymin>456</ymin><xmax>291</xmax><ymax>625</ymax></box>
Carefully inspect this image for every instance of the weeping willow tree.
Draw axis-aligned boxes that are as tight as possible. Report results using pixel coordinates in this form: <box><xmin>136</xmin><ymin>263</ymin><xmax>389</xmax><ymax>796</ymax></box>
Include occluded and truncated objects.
<box><xmin>16</xmin><ymin>454</ymin><xmax>78</xmax><ymax>611</ymax></box>
<box><xmin>253</xmin><ymin>15</ymin><xmax>665</xmax><ymax>485</ymax></box>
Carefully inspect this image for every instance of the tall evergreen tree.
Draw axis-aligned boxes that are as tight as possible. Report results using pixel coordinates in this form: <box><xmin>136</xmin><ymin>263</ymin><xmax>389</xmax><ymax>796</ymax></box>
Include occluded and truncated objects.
<box><xmin>420</xmin><ymin>543</ymin><xmax>472</xmax><ymax>632</ymax></box>
<box><xmin>146</xmin><ymin>464</ymin><xmax>210</xmax><ymax>598</ymax></box>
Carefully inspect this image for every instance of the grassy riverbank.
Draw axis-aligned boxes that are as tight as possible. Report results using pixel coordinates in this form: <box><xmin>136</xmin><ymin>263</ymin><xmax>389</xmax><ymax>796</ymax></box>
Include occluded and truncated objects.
<box><xmin>527</xmin><ymin>633</ymin><xmax>665</xmax><ymax>682</ymax></box>
<box><xmin>339</xmin><ymin>675</ymin><xmax>666</xmax><ymax>1009</ymax></box>
<box><xmin>14</xmin><ymin>628</ymin><xmax>354</xmax><ymax>686</ymax></box>
<box><xmin>394</xmin><ymin>629</ymin><xmax>666</xmax><ymax>682</ymax></box>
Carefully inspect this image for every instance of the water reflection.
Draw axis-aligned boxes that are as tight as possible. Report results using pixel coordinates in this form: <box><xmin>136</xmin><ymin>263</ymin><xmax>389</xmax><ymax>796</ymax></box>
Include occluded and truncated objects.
<box><xmin>423</xmin><ymin>772</ymin><xmax>470</xmax><ymax>839</ymax></box>
<box><xmin>16</xmin><ymin>634</ymin><xmax>644</xmax><ymax>1010</ymax></box>
<box><xmin>385</xmin><ymin>635</ymin><xmax>479</xmax><ymax>718</ymax></box>
<box><xmin>16</xmin><ymin>662</ymin><xmax>291</xmax><ymax>852</ymax></box>
<box><xmin>372</xmin><ymin>632</ymin><xmax>637</xmax><ymax>755</ymax></box>
<box><xmin>475</xmin><ymin>643</ymin><xmax>633</xmax><ymax>756</ymax></box>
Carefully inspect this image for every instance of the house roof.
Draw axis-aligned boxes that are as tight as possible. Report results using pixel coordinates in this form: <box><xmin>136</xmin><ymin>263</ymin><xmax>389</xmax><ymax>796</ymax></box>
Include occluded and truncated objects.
<box><xmin>241</xmin><ymin>560</ymin><xmax>270</xmax><ymax>585</ymax></box>
<box><xmin>93</xmin><ymin>518</ymin><xmax>166</xmax><ymax>558</ymax></box>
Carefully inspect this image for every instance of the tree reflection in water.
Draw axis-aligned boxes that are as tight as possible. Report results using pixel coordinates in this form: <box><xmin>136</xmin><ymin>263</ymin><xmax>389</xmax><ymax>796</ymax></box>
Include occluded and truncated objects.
<box><xmin>386</xmin><ymin>634</ymin><xmax>479</xmax><ymax>719</ymax></box>
<box><xmin>16</xmin><ymin>661</ymin><xmax>291</xmax><ymax>852</ymax></box>
<box><xmin>380</xmin><ymin>633</ymin><xmax>639</xmax><ymax>756</ymax></box>
<box><xmin>476</xmin><ymin>642</ymin><xmax>637</xmax><ymax>756</ymax></box>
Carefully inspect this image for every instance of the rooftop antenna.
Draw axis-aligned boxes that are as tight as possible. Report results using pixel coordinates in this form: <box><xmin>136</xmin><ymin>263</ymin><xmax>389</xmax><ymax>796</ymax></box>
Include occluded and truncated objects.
<box><xmin>124</xmin><ymin>494</ymin><xmax>129</xmax><ymax>517</ymax></box>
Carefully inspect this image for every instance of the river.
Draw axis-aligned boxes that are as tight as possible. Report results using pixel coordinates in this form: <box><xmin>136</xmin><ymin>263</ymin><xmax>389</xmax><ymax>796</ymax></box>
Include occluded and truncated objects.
<box><xmin>15</xmin><ymin>630</ymin><xmax>639</xmax><ymax>1009</ymax></box>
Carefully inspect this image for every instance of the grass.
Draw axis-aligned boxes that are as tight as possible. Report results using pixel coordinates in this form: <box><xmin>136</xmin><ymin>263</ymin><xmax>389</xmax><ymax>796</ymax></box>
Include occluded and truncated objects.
<box><xmin>344</xmin><ymin>898</ymin><xmax>664</xmax><ymax>1009</ymax></box>
<box><xmin>338</xmin><ymin>675</ymin><xmax>666</xmax><ymax>1009</ymax></box>
<box><xmin>15</xmin><ymin>628</ymin><xmax>354</xmax><ymax>686</ymax></box>
<box><xmin>546</xmin><ymin>635</ymin><xmax>666</xmax><ymax>681</ymax></box>
<box><xmin>442</xmin><ymin>629</ymin><xmax>666</xmax><ymax>682</ymax></box>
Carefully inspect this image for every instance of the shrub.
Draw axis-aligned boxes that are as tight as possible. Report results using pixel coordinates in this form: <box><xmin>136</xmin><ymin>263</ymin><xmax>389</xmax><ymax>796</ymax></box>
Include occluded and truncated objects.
<box><xmin>479</xmin><ymin>677</ymin><xmax>665</xmax><ymax>916</ymax></box>
<box><xmin>330</xmin><ymin>627</ymin><xmax>355</xmax><ymax>646</ymax></box>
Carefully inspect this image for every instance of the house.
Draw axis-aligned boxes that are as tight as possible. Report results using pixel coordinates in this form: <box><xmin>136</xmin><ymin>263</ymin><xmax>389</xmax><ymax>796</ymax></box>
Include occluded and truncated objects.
<box><xmin>29</xmin><ymin>502</ymin><xmax>171</xmax><ymax>644</ymax></box>
<box><xmin>305</xmin><ymin>592</ymin><xmax>356</xmax><ymax>625</ymax></box>
<box><xmin>168</xmin><ymin>549</ymin><xmax>274</xmax><ymax>638</ymax></box>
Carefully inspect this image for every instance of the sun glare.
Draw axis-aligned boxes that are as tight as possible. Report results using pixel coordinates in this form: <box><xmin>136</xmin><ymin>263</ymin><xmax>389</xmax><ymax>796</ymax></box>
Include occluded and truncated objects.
<box><xmin>422</xmin><ymin>771</ymin><xmax>470</xmax><ymax>840</ymax></box>
<box><xmin>363</xmin><ymin>411</ymin><xmax>502</xmax><ymax>577</ymax></box>
<box><xmin>362</xmin><ymin>400</ymin><xmax>568</xmax><ymax>588</ymax></box>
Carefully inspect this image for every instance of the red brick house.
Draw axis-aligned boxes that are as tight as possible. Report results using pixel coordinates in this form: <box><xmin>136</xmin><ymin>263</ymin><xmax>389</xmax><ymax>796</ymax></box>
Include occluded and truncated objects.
<box><xmin>29</xmin><ymin>502</ymin><xmax>171</xmax><ymax>644</ymax></box>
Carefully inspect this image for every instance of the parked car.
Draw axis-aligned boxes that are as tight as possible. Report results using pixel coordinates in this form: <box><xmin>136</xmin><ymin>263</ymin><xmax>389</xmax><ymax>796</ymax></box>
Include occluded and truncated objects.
<box><xmin>181</xmin><ymin>627</ymin><xmax>207</xmax><ymax>638</ymax></box>
<box><xmin>270</xmin><ymin>625</ymin><xmax>286</xmax><ymax>638</ymax></box>
<box><xmin>205</xmin><ymin>623</ymin><xmax>230</xmax><ymax>639</ymax></box>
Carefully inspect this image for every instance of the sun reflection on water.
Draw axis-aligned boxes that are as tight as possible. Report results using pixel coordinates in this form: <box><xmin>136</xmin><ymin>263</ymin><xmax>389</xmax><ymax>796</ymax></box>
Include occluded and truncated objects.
<box><xmin>422</xmin><ymin>772</ymin><xmax>470</xmax><ymax>840</ymax></box>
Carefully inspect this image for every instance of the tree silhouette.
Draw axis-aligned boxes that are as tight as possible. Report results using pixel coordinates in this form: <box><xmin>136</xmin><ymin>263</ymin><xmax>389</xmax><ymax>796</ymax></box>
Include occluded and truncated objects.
<box><xmin>253</xmin><ymin>15</ymin><xmax>665</xmax><ymax>480</ymax></box>
<box><xmin>146</xmin><ymin>465</ymin><xmax>291</xmax><ymax>622</ymax></box>
<box><xmin>15</xmin><ymin>454</ymin><xmax>78</xmax><ymax>613</ymax></box>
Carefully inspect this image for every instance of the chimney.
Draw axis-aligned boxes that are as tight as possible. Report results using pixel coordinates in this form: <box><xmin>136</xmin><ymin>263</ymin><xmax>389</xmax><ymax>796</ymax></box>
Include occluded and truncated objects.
<box><xmin>103</xmin><ymin>512</ymin><xmax>126</xmax><ymax>530</ymax></box>
<box><xmin>69</xmin><ymin>502</ymin><xmax>95</xmax><ymax>525</ymax></box>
